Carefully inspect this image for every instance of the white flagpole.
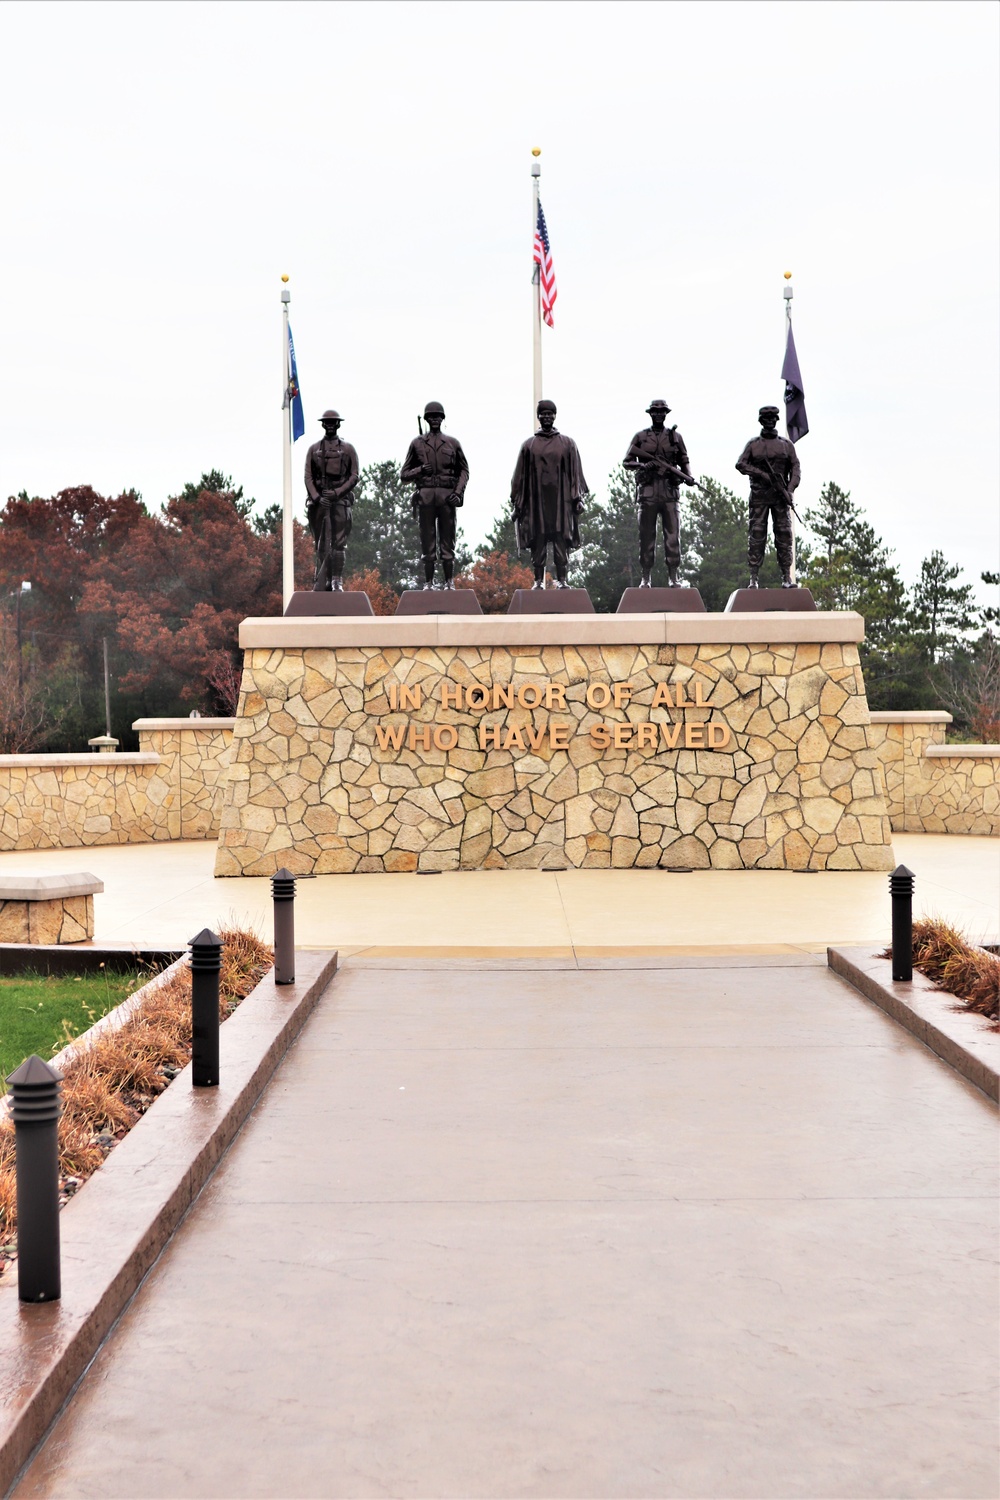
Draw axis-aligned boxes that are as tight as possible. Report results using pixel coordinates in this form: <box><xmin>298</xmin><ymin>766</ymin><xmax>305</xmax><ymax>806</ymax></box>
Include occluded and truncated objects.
<box><xmin>280</xmin><ymin>277</ymin><xmax>294</xmax><ymax>611</ymax></box>
<box><xmin>783</xmin><ymin>271</ymin><xmax>796</xmax><ymax>585</ymax></box>
<box><xmin>531</xmin><ymin>148</ymin><xmax>542</xmax><ymax>430</ymax></box>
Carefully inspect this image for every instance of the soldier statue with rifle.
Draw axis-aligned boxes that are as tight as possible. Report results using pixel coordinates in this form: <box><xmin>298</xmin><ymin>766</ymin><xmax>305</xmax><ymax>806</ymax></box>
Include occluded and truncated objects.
<box><xmin>735</xmin><ymin>404</ymin><xmax>802</xmax><ymax>589</ymax></box>
<box><xmin>304</xmin><ymin>409</ymin><xmax>360</xmax><ymax>591</ymax></box>
<box><xmin>622</xmin><ymin>399</ymin><xmax>700</xmax><ymax>587</ymax></box>
<box><xmin>400</xmin><ymin>401</ymin><xmax>469</xmax><ymax>590</ymax></box>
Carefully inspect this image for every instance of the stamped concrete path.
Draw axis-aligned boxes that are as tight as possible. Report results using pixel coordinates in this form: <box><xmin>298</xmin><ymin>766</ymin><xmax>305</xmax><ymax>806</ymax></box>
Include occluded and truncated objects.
<box><xmin>15</xmin><ymin>957</ymin><xmax>999</xmax><ymax>1500</ymax></box>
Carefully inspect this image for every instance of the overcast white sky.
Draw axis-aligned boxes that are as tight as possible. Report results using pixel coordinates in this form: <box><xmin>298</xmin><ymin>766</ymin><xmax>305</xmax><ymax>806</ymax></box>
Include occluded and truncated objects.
<box><xmin>1</xmin><ymin>0</ymin><xmax>997</xmax><ymax>597</ymax></box>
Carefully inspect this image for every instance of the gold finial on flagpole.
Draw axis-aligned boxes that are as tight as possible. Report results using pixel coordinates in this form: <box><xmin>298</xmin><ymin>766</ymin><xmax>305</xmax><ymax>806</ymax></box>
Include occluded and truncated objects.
<box><xmin>531</xmin><ymin>147</ymin><xmax>541</xmax><ymax>157</ymax></box>
<box><xmin>783</xmin><ymin>270</ymin><xmax>791</xmax><ymax>279</ymax></box>
<box><xmin>281</xmin><ymin>274</ymin><xmax>289</xmax><ymax>283</ymax></box>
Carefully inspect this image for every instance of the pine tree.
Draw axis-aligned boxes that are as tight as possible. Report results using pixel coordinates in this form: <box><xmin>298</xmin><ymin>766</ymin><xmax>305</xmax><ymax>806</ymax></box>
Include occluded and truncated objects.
<box><xmin>802</xmin><ymin>481</ymin><xmax>862</xmax><ymax>562</ymax></box>
<box><xmin>573</xmin><ymin>467</ymin><xmax>642</xmax><ymax>610</ymax></box>
<box><xmin>909</xmin><ymin>550</ymin><xmax>978</xmax><ymax>663</ymax></box>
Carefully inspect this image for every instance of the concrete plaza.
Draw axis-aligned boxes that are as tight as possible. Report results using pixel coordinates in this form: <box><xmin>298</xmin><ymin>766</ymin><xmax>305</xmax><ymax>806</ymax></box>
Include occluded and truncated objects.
<box><xmin>13</xmin><ymin>954</ymin><xmax>998</xmax><ymax>1498</ymax></box>
<box><xmin>0</xmin><ymin>831</ymin><xmax>995</xmax><ymax>957</ymax></box>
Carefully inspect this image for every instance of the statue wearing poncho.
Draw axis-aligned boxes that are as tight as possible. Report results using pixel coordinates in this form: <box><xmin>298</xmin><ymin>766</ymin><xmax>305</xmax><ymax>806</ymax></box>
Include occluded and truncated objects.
<box><xmin>510</xmin><ymin>400</ymin><xmax>588</xmax><ymax>590</ymax></box>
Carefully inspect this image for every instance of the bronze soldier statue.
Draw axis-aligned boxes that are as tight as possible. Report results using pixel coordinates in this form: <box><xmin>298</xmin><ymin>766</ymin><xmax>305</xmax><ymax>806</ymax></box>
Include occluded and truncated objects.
<box><xmin>510</xmin><ymin>399</ymin><xmax>588</xmax><ymax>589</ymax></box>
<box><xmin>622</xmin><ymin>399</ymin><xmax>696</xmax><ymax>587</ymax></box>
<box><xmin>400</xmin><ymin>401</ymin><xmax>469</xmax><ymax>590</ymax></box>
<box><xmin>735</xmin><ymin>405</ymin><xmax>801</xmax><ymax>588</ymax></box>
<box><xmin>304</xmin><ymin>409</ymin><xmax>360</xmax><ymax>591</ymax></box>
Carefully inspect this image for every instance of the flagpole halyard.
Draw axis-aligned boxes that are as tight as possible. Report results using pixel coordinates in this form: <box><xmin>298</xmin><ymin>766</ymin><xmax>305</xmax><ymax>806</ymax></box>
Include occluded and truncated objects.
<box><xmin>280</xmin><ymin>277</ymin><xmax>294</xmax><ymax>611</ymax></box>
<box><xmin>531</xmin><ymin>149</ymin><xmax>542</xmax><ymax>430</ymax></box>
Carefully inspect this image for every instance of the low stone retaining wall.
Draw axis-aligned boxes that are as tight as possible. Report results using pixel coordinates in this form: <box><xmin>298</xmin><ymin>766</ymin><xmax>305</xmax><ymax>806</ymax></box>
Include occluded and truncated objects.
<box><xmin>1</xmin><ymin>698</ymin><xmax>995</xmax><ymax>855</ymax></box>
<box><xmin>868</xmin><ymin>712</ymin><xmax>1000</xmax><ymax>835</ymax></box>
<box><xmin>0</xmin><ymin>721</ymin><xmax>234</xmax><ymax>851</ymax></box>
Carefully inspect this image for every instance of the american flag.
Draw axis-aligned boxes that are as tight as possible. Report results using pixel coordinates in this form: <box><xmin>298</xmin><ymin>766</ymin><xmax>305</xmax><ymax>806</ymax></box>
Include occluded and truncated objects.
<box><xmin>533</xmin><ymin>198</ymin><xmax>557</xmax><ymax>327</ymax></box>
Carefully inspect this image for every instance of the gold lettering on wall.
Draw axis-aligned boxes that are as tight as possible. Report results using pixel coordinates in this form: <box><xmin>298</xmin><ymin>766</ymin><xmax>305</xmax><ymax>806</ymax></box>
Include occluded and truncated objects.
<box><xmin>375</xmin><ymin>674</ymin><xmax>734</xmax><ymax>759</ymax></box>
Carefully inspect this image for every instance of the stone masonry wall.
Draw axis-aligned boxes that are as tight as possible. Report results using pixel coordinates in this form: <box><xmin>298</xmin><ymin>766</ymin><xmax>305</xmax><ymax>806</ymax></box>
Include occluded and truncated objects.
<box><xmin>0</xmin><ymin>722</ymin><xmax>233</xmax><ymax>851</ymax></box>
<box><xmin>215</xmin><ymin>641</ymin><xmax>896</xmax><ymax>875</ymax></box>
<box><xmin>867</xmin><ymin>713</ymin><xmax>1000</xmax><ymax>835</ymax></box>
<box><xmin>134</xmin><ymin>721</ymin><xmax>235</xmax><ymax>839</ymax></box>
<box><xmin>0</xmin><ymin>894</ymin><xmax>94</xmax><ymax>944</ymax></box>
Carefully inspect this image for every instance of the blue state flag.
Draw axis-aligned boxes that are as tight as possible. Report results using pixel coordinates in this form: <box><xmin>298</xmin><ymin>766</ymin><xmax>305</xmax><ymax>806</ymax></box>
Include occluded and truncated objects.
<box><xmin>285</xmin><ymin>324</ymin><xmax>305</xmax><ymax>442</ymax></box>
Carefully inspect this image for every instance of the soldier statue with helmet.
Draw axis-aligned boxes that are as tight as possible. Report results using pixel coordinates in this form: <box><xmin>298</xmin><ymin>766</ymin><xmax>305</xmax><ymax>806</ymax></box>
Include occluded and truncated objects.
<box><xmin>622</xmin><ymin>398</ymin><xmax>697</xmax><ymax>587</ymax></box>
<box><xmin>304</xmin><ymin>409</ymin><xmax>360</xmax><ymax>591</ymax></box>
<box><xmin>735</xmin><ymin>404</ymin><xmax>802</xmax><ymax>588</ymax></box>
<box><xmin>400</xmin><ymin>401</ymin><xmax>470</xmax><ymax>590</ymax></box>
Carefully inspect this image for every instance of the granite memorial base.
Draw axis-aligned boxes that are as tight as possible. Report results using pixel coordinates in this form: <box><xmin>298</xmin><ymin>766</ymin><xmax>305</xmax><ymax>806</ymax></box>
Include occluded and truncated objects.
<box><xmin>508</xmin><ymin>589</ymin><xmax>595</xmax><ymax>615</ymax></box>
<box><xmin>395</xmin><ymin>591</ymin><xmax>483</xmax><ymax>616</ymax></box>
<box><xmin>726</xmin><ymin>588</ymin><xmax>817</xmax><ymax>612</ymax></box>
<box><xmin>618</xmin><ymin>587</ymin><xmax>706</xmax><ymax>614</ymax></box>
<box><xmin>216</xmin><ymin>611</ymin><xmax>895</xmax><ymax>876</ymax></box>
<box><xmin>284</xmin><ymin>592</ymin><xmax>374</xmax><ymax>617</ymax></box>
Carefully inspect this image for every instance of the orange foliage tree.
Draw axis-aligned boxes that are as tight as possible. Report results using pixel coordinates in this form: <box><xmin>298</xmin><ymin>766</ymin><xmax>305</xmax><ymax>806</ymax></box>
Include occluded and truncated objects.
<box><xmin>344</xmin><ymin>567</ymin><xmax>400</xmax><ymax>617</ymax></box>
<box><xmin>456</xmin><ymin>550</ymin><xmax>533</xmax><ymax>613</ymax></box>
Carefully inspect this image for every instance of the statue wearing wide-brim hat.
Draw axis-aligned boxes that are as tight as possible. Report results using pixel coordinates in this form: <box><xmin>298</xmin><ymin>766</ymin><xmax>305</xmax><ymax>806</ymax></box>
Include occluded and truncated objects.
<box><xmin>622</xmin><ymin>399</ymin><xmax>695</xmax><ymax>587</ymax></box>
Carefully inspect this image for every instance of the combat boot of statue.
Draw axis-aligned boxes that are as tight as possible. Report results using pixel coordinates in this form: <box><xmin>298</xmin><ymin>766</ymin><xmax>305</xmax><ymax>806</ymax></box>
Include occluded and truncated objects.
<box><xmin>531</xmin><ymin>567</ymin><xmax>545</xmax><ymax>591</ymax></box>
<box><xmin>640</xmin><ymin>573</ymin><xmax>651</xmax><ymax>588</ymax></box>
<box><xmin>331</xmin><ymin>576</ymin><xmax>344</xmax><ymax>593</ymax></box>
<box><xmin>747</xmin><ymin>572</ymin><xmax>760</xmax><ymax>589</ymax></box>
<box><xmin>422</xmin><ymin>560</ymin><xmax>436</xmax><ymax>591</ymax></box>
<box><xmin>441</xmin><ymin>562</ymin><xmax>455</xmax><ymax>592</ymax></box>
<box><xmin>780</xmin><ymin>572</ymin><xmax>794</xmax><ymax>590</ymax></box>
<box><xmin>667</xmin><ymin>570</ymin><xmax>679</xmax><ymax>587</ymax></box>
<box><xmin>555</xmin><ymin>573</ymin><xmax>570</xmax><ymax>590</ymax></box>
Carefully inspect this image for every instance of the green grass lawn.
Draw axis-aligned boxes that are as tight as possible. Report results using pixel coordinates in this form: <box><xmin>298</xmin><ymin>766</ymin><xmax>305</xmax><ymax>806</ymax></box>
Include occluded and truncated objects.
<box><xmin>0</xmin><ymin>971</ymin><xmax>145</xmax><ymax>1082</ymax></box>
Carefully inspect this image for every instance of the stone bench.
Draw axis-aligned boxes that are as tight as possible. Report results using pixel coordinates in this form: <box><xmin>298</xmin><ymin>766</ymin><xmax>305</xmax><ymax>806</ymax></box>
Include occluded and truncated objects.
<box><xmin>0</xmin><ymin>873</ymin><xmax>104</xmax><ymax>944</ymax></box>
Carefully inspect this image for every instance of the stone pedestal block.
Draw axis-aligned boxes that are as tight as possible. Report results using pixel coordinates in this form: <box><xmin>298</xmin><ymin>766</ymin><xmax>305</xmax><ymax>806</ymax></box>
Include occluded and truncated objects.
<box><xmin>726</xmin><ymin>588</ymin><xmax>817</xmax><ymax>612</ymax></box>
<box><xmin>618</xmin><ymin>588</ymin><xmax>705</xmax><ymax>613</ymax></box>
<box><xmin>508</xmin><ymin>589</ymin><xmax>595</xmax><ymax>614</ymax></box>
<box><xmin>0</xmin><ymin>874</ymin><xmax>102</xmax><ymax>943</ymax></box>
<box><xmin>215</xmin><ymin>613</ymin><xmax>895</xmax><ymax>876</ymax></box>
<box><xmin>395</xmin><ymin>591</ymin><xmax>483</xmax><ymax>615</ymax></box>
<box><xmin>285</xmin><ymin>593</ymin><xmax>374</xmax><ymax>617</ymax></box>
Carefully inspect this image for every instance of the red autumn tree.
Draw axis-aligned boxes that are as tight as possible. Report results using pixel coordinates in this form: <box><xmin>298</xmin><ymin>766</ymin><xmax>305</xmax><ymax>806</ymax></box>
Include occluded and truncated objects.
<box><xmin>456</xmin><ymin>550</ymin><xmax>534</xmax><ymax>613</ymax></box>
<box><xmin>78</xmin><ymin>485</ymin><xmax>313</xmax><ymax>712</ymax></box>
<box><xmin>344</xmin><ymin>567</ymin><xmax>400</xmax><ymax>617</ymax></box>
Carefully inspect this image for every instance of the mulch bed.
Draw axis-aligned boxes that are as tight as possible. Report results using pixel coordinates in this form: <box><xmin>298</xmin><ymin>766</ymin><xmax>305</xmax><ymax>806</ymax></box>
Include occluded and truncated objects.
<box><xmin>882</xmin><ymin>918</ymin><xmax>1000</xmax><ymax>1028</ymax></box>
<box><xmin>0</xmin><ymin>928</ymin><xmax>273</xmax><ymax>1277</ymax></box>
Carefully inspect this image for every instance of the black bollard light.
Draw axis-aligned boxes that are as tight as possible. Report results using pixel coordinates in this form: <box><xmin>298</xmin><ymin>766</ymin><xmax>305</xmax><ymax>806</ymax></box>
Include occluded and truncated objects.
<box><xmin>189</xmin><ymin>928</ymin><xmax>222</xmax><ymax>1086</ymax></box>
<box><xmin>889</xmin><ymin>864</ymin><xmax>915</xmax><ymax>982</ymax></box>
<box><xmin>7</xmin><ymin>1055</ymin><xmax>62</xmax><ymax>1303</ymax></box>
<box><xmin>271</xmin><ymin>867</ymin><xmax>297</xmax><ymax>985</ymax></box>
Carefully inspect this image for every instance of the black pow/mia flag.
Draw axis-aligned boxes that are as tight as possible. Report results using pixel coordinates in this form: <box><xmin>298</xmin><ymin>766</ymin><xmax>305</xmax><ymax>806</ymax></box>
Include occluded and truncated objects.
<box><xmin>781</xmin><ymin>322</ymin><xmax>809</xmax><ymax>443</ymax></box>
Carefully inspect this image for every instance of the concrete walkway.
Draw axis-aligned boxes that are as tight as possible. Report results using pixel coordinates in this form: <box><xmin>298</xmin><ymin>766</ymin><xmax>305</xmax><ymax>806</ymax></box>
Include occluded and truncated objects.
<box><xmin>0</xmin><ymin>833</ymin><xmax>996</xmax><ymax>955</ymax></box>
<box><xmin>14</xmin><ymin>957</ymin><xmax>998</xmax><ymax>1499</ymax></box>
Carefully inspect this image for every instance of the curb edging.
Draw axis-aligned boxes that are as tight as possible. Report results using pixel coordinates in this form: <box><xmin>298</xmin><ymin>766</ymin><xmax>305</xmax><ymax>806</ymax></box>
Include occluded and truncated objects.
<box><xmin>827</xmin><ymin>946</ymin><xmax>998</xmax><ymax>1102</ymax></box>
<box><xmin>0</xmin><ymin>948</ymin><xmax>338</xmax><ymax>1497</ymax></box>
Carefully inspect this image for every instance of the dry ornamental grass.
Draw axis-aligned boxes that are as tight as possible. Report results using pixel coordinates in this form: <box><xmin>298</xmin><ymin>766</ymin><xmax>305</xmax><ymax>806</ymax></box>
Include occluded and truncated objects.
<box><xmin>0</xmin><ymin>928</ymin><xmax>273</xmax><ymax>1263</ymax></box>
<box><xmin>882</xmin><ymin>917</ymin><xmax>1000</xmax><ymax>1026</ymax></box>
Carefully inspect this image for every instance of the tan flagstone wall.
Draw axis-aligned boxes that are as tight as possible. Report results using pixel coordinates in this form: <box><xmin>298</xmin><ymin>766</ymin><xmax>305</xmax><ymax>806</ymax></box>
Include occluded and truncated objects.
<box><xmin>215</xmin><ymin>620</ymin><xmax>897</xmax><ymax>875</ymax></box>
<box><xmin>0</xmin><ymin>722</ymin><xmax>234</xmax><ymax>851</ymax></box>
<box><xmin>0</xmin><ymin>893</ymin><xmax>94</xmax><ymax>943</ymax></box>
<box><xmin>868</xmin><ymin>712</ymin><xmax>1000</xmax><ymax>835</ymax></box>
